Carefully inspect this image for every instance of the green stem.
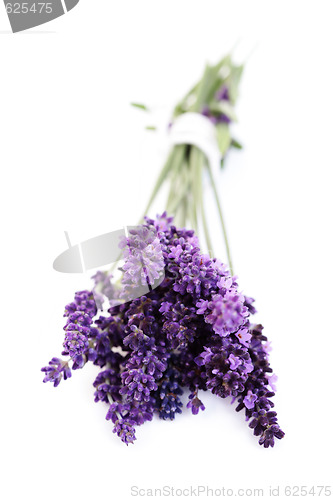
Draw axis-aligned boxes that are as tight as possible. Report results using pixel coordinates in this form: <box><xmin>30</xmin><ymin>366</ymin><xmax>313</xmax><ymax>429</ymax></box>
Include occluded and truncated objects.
<box><xmin>169</xmin><ymin>150</ymin><xmax>188</xmax><ymax>227</ymax></box>
<box><xmin>190</xmin><ymin>146</ymin><xmax>213</xmax><ymax>254</ymax></box>
<box><xmin>205</xmin><ymin>162</ymin><xmax>233</xmax><ymax>275</ymax></box>
<box><xmin>166</xmin><ymin>145</ymin><xmax>186</xmax><ymax>214</ymax></box>
<box><xmin>141</xmin><ymin>145</ymin><xmax>184</xmax><ymax>221</ymax></box>
<box><xmin>182</xmin><ymin>155</ymin><xmax>190</xmax><ymax>229</ymax></box>
<box><xmin>187</xmin><ymin>148</ymin><xmax>198</xmax><ymax>235</ymax></box>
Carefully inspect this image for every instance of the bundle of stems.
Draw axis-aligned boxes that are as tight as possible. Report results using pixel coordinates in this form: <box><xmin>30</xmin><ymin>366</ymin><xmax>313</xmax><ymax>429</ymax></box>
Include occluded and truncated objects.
<box><xmin>139</xmin><ymin>54</ymin><xmax>243</xmax><ymax>275</ymax></box>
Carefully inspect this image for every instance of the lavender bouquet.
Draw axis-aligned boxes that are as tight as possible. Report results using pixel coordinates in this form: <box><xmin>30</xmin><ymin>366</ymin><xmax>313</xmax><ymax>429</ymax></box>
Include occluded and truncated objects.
<box><xmin>42</xmin><ymin>55</ymin><xmax>284</xmax><ymax>448</ymax></box>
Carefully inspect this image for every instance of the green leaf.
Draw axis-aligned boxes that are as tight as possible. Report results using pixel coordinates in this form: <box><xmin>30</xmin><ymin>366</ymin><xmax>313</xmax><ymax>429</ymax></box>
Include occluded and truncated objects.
<box><xmin>215</xmin><ymin>54</ymin><xmax>232</xmax><ymax>73</ymax></box>
<box><xmin>145</xmin><ymin>126</ymin><xmax>157</xmax><ymax>131</ymax></box>
<box><xmin>231</xmin><ymin>138</ymin><xmax>242</xmax><ymax>149</ymax></box>
<box><xmin>191</xmin><ymin>64</ymin><xmax>221</xmax><ymax>112</ymax></box>
<box><xmin>130</xmin><ymin>102</ymin><xmax>149</xmax><ymax>111</ymax></box>
<box><xmin>216</xmin><ymin>123</ymin><xmax>231</xmax><ymax>156</ymax></box>
<box><xmin>227</xmin><ymin>64</ymin><xmax>244</xmax><ymax>103</ymax></box>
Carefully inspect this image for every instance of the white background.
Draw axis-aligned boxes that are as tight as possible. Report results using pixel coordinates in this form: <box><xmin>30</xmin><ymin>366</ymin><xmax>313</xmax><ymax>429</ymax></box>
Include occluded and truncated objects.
<box><xmin>1</xmin><ymin>1</ymin><xmax>333</xmax><ymax>499</ymax></box>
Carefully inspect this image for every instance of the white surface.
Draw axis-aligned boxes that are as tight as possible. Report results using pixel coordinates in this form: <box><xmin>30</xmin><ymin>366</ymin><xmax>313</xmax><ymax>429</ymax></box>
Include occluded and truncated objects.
<box><xmin>1</xmin><ymin>1</ymin><xmax>333</xmax><ymax>499</ymax></box>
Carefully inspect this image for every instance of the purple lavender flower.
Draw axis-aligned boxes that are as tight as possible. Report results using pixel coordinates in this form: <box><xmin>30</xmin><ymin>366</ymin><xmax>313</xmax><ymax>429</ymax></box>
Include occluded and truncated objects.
<box><xmin>41</xmin><ymin>358</ymin><xmax>71</xmax><ymax>387</ymax></box>
<box><xmin>120</xmin><ymin>226</ymin><xmax>165</xmax><ymax>288</ymax></box>
<box><xmin>93</xmin><ymin>368</ymin><xmax>122</xmax><ymax>403</ymax></box>
<box><xmin>114</xmin><ymin>420</ymin><xmax>136</xmax><ymax>445</ymax></box>
<box><xmin>235</xmin><ymin>323</ymin><xmax>285</xmax><ymax>447</ymax></box>
<box><xmin>267</xmin><ymin>374</ymin><xmax>278</xmax><ymax>392</ymax></box>
<box><xmin>61</xmin><ymin>290</ymin><xmax>100</xmax><ymax>364</ymax></box>
<box><xmin>91</xmin><ymin>270</ymin><xmax>118</xmax><ymax>309</ymax></box>
<box><xmin>203</xmin><ymin>290</ymin><xmax>249</xmax><ymax>337</ymax></box>
<box><xmin>201</xmin><ymin>84</ymin><xmax>233</xmax><ymax>125</ymax></box>
<box><xmin>64</xmin><ymin>290</ymin><xmax>97</xmax><ymax>318</ymax></box>
<box><xmin>244</xmin><ymin>390</ymin><xmax>258</xmax><ymax>409</ymax></box>
<box><xmin>42</xmin><ymin>214</ymin><xmax>284</xmax><ymax>448</ymax></box>
<box><xmin>63</xmin><ymin>307</ymin><xmax>97</xmax><ymax>360</ymax></box>
<box><xmin>235</xmin><ymin>327</ymin><xmax>252</xmax><ymax>347</ymax></box>
<box><xmin>155</xmin><ymin>365</ymin><xmax>183</xmax><ymax>420</ymax></box>
<box><xmin>152</xmin><ymin>211</ymin><xmax>174</xmax><ymax>232</ymax></box>
<box><xmin>42</xmin><ymin>290</ymin><xmax>101</xmax><ymax>387</ymax></box>
<box><xmin>187</xmin><ymin>392</ymin><xmax>205</xmax><ymax>415</ymax></box>
<box><xmin>216</xmin><ymin>85</ymin><xmax>229</xmax><ymax>101</ymax></box>
<box><xmin>159</xmin><ymin>301</ymin><xmax>172</xmax><ymax>313</ymax></box>
<box><xmin>63</xmin><ymin>330</ymin><xmax>90</xmax><ymax>358</ymax></box>
<box><xmin>196</xmin><ymin>299</ymin><xmax>209</xmax><ymax>314</ymax></box>
<box><xmin>263</xmin><ymin>341</ymin><xmax>273</xmax><ymax>353</ymax></box>
<box><xmin>228</xmin><ymin>353</ymin><xmax>242</xmax><ymax>370</ymax></box>
<box><xmin>106</xmin><ymin>403</ymin><xmax>137</xmax><ymax>445</ymax></box>
<box><xmin>194</xmin><ymin>347</ymin><xmax>214</xmax><ymax>366</ymax></box>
